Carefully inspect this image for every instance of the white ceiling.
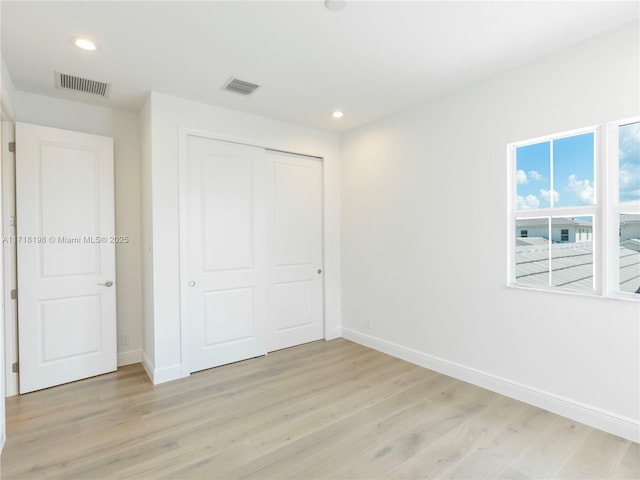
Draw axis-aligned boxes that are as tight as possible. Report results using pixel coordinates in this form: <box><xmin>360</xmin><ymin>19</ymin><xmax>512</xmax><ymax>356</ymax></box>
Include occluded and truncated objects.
<box><xmin>2</xmin><ymin>1</ymin><xmax>638</xmax><ymax>132</ymax></box>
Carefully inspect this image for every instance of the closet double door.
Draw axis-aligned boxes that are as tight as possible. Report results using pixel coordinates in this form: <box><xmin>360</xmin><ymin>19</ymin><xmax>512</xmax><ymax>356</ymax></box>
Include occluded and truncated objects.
<box><xmin>185</xmin><ymin>136</ymin><xmax>323</xmax><ymax>373</ymax></box>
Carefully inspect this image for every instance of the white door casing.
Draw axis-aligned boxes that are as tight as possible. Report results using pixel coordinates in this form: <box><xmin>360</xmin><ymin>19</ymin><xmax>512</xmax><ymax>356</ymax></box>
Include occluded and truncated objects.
<box><xmin>186</xmin><ymin>136</ymin><xmax>267</xmax><ymax>373</ymax></box>
<box><xmin>267</xmin><ymin>151</ymin><xmax>324</xmax><ymax>351</ymax></box>
<box><xmin>16</xmin><ymin>122</ymin><xmax>116</xmax><ymax>394</ymax></box>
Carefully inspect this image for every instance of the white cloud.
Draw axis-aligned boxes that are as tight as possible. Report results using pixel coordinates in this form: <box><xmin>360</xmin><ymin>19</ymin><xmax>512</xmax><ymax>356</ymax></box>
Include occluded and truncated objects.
<box><xmin>618</xmin><ymin>123</ymin><xmax>640</xmax><ymax>202</ymax></box>
<box><xmin>619</xmin><ymin>128</ymin><xmax>640</xmax><ymax>202</ymax></box>
<box><xmin>619</xmin><ymin>122</ymin><xmax>640</xmax><ymax>160</ymax></box>
<box><xmin>567</xmin><ymin>174</ymin><xmax>595</xmax><ymax>205</ymax></box>
<box><xmin>619</xmin><ymin>165</ymin><xmax>637</xmax><ymax>190</ymax></box>
<box><xmin>540</xmin><ymin>188</ymin><xmax>559</xmax><ymax>204</ymax></box>
<box><xmin>517</xmin><ymin>194</ymin><xmax>540</xmax><ymax>210</ymax></box>
<box><xmin>517</xmin><ymin>169</ymin><xmax>543</xmax><ymax>184</ymax></box>
<box><xmin>516</xmin><ymin>170</ymin><xmax>528</xmax><ymax>185</ymax></box>
<box><xmin>527</xmin><ymin>170</ymin><xmax>543</xmax><ymax>181</ymax></box>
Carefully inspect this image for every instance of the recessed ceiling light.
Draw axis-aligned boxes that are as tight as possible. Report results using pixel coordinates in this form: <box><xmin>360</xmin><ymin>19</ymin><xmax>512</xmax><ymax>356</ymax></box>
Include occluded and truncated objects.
<box><xmin>332</xmin><ymin>111</ymin><xmax>344</xmax><ymax>118</ymax></box>
<box><xmin>70</xmin><ymin>36</ymin><xmax>98</xmax><ymax>51</ymax></box>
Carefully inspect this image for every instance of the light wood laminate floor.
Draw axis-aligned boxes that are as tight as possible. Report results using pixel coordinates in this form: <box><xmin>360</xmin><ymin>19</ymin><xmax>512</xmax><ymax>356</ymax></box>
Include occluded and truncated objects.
<box><xmin>1</xmin><ymin>339</ymin><xmax>638</xmax><ymax>479</ymax></box>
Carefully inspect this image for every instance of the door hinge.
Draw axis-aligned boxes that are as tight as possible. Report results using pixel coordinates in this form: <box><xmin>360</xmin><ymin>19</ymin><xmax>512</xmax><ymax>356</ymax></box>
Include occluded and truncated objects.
<box><xmin>12</xmin><ymin>362</ymin><xmax>18</xmax><ymax>374</ymax></box>
<box><xmin>10</xmin><ymin>289</ymin><xmax>17</xmax><ymax>300</ymax></box>
<box><xmin>8</xmin><ymin>142</ymin><xmax>15</xmax><ymax>153</ymax></box>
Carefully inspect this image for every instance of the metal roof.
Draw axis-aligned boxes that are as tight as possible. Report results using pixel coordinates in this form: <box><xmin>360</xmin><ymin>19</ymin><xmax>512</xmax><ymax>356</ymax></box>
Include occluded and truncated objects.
<box><xmin>516</xmin><ymin>214</ymin><xmax>639</xmax><ymax>227</ymax></box>
<box><xmin>620</xmin><ymin>214</ymin><xmax>640</xmax><ymax>223</ymax></box>
<box><xmin>515</xmin><ymin>218</ymin><xmax>593</xmax><ymax>228</ymax></box>
<box><xmin>516</xmin><ymin>237</ymin><xmax>549</xmax><ymax>246</ymax></box>
<box><xmin>515</xmin><ymin>241</ymin><xmax>640</xmax><ymax>294</ymax></box>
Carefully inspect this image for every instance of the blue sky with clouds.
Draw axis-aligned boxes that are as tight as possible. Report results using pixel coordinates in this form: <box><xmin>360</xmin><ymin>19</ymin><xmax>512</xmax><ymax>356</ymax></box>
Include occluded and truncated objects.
<box><xmin>619</xmin><ymin>122</ymin><xmax>640</xmax><ymax>204</ymax></box>
<box><xmin>516</xmin><ymin>132</ymin><xmax>594</xmax><ymax>210</ymax></box>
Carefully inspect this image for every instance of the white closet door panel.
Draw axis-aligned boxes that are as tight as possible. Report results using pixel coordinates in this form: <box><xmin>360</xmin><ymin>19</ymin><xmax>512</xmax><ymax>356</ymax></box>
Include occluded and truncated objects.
<box><xmin>187</xmin><ymin>136</ymin><xmax>267</xmax><ymax>373</ymax></box>
<box><xmin>267</xmin><ymin>151</ymin><xmax>324</xmax><ymax>352</ymax></box>
<box><xmin>201</xmin><ymin>154</ymin><xmax>254</xmax><ymax>272</ymax></box>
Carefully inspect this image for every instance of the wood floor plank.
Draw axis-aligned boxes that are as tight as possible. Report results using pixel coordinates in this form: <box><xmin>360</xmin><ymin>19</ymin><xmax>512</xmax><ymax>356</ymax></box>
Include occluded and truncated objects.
<box><xmin>557</xmin><ymin>428</ymin><xmax>632</xmax><ymax>479</ymax></box>
<box><xmin>1</xmin><ymin>338</ymin><xmax>636</xmax><ymax>480</ymax></box>
<box><xmin>248</xmin><ymin>364</ymin><xmax>430</xmax><ymax>456</ymax></box>
<box><xmin>326</xmin><ymin>380</ymin><xmax>495</xmax><ymax>480</ymax></box>
<box><xmin>8</xmin><ymin>338</ymin><xmax>354</xmax><ymax>432</ymax></box>
<box><xmin>443</xmin><ymin>403</ymin><xmax>553</xmax><ymax>479</ymax></box>
<box><xmin>495</xmin><ymin>415</ymin><xmax>592</xmax><ymax>479</ymax></box>
<box><xmin>5</xmin><ymin>343</ymin><xmax>390</xmax><ymax>478</ymax></box>
<box><xmin>168</xmin><ymin>375</ymin><xmax>444</xmax><ymax>479</ymax></box>
<box><xmin>382</xmin><ymin>393</ymin><xmax>522</xmax><ymax>479</ymax></box>
<box><xmin>18</xmin><ymin>348</ymin><xmax>412</xmax><ymax>478</ymax></box>
<box><xmin>611</xmin><ymin>442</ymin><xmax>640</xmax><ymax>479</ymax></box>
<box><xmin>104</xmin><ymin>356</ymin><xmax>422</xmax><ymax>479</ymax></box>
<box><xmin>255</xmin><ymin>375</ymin><xmax>457</xmax><ymax>479</ymax></box>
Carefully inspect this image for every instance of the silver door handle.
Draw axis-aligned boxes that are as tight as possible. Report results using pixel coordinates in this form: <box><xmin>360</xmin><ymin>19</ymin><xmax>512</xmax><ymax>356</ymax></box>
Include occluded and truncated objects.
<box><xmin>98</xmin><ymin>281</ymin><xmax>114</xmax><ymax>287</ymax></box>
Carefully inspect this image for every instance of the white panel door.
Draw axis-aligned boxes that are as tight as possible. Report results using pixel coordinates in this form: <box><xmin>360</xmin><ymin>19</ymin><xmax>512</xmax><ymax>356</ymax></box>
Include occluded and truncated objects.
<box><xmin>187</xmin><ymin>136</ymin><xmax>267</xmax><ymax>373</ymax></box>
<box><xmin>267</xmin><ymin>151</ymin><xmax>323</xmax><ymax>352</ymax></box>
<box><xmin>16</xmin><ymin>122</ymin><xmax>116</xmax><ymax>394</ymax></box>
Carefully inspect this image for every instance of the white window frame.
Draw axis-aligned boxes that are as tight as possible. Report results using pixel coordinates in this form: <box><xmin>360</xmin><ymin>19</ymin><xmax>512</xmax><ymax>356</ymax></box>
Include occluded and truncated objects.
<box><xmin>508</xmin><ymin>125</ymin><xmax>602</xmax><ymax>296</ymax></box>
<box><xmin>508</xmin><ymin>118</ymin><xmax>640</xmax><ymax>299</ymax></box>
<box><xmin>605</xmin><ymin>117</ymin><xmax>640</xmax><ymax>299</ymax></box>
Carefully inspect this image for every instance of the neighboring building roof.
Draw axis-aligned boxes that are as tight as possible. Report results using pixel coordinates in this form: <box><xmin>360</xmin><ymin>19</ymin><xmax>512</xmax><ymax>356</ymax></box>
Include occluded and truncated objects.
<box><xmin>516</xmin><ymin>237</ymin><xmax>549</xmax><ymax>246</ymax></box>
<box><xmin>620</xmin><ymin>214</ymin><xmax>640</xmax><ymax>223</ymax></box>
<box><xmin>571</xmin><ymin>218</ymin><xmax>592</xmax><ymax>226</ymax></box>
<box><xmin>515</xmin><ymin>241</ymin><xmax>639</xmax><ymax>294</ymax></box>
<box><xmin>622</xmin><ymin>238</ymin><xmax>640</xmax><ymax>253</ymax></box>
<box><xmin>516</xmin><ymin>214</ymin><xmax>638</xmax><ymax>227</ymax></box>
<box><xmin>515</xmin><ymin>218</ymin><xmax>593</xmax><ymax>228</ymax></box>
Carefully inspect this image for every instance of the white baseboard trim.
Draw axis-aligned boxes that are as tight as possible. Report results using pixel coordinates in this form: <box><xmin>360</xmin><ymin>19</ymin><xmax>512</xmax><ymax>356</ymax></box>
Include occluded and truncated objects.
<box><xmin>325</xmin><ymin>326</ymin><xmax>342</xmax><ymax>341</ymax></box>
<box><xmin>117</xmin><ymin>350</ymin><xmax>142</xmax><ymax>367</ymax></box>
<box><xmin>141</xmin><ymin>351</ymin><xmax>154</xmax><ymax>383</ymax></box>
<box><xmin>141</xmin><ymin>352</ymin><xmax>183</xmax><ymax>385</ymax></box>
<box><xmin>342</xmin><ymin>327</ymin><xmax>639</xmax><ymax>443</ymax></box>
<box><xmin>5</xmin><ymin>372</ymin><xmax>18</xmax><ymax>398</ymax></box>
<box><xmin>152</xmin><ymin>364</ymin><xmax>183</xmax><ymax>385</ymax></box>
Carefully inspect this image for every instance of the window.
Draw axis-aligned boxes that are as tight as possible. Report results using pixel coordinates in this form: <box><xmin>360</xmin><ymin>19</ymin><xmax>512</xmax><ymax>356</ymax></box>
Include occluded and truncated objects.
<box><xmin>610</xmin><ymin>120</ymin><xmax>640</xmax><ymax>296</ymax></box>
<box><xmin>509</xmin><ymin>118</ymin><xmax>639</xmax><ymax>298</ymax></box>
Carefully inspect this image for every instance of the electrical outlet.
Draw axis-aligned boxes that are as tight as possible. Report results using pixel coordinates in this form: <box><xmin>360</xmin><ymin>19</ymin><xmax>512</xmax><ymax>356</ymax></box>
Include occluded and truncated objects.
<box><xmin>364</xmin><ymin>318</ymin><xmax>372</xmax><ymax>330</ymax></box>
<box><xmin>120</xmin><ymin>334</ymin><xmax>130</xmax><ymax>346</ymax></box>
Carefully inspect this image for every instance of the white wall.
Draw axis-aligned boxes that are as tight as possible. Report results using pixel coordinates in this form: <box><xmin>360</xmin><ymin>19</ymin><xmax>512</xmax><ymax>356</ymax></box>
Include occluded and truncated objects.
<box><xmin>139</xmin><ymin>96</ymin><xmax>155</xmax><ymax>372</ymax></box>
<box><xmin>12</xmin><ymin>92</ymin><xmax>143</xmax><ymax>368</ymax></box>
<box><xmin>1</xmin><ymin>57</ymin><xmax>16</xmax><ymax>120</ymax></box>
<box><xmin>341</xmin><ymin>23</ymin><xmax>640</xmax><ymax>441</ymax></box>
<box><xmin>144</xmin><ymin>91</ymin><xmax>341</xmax><ymax>382</ymax></box>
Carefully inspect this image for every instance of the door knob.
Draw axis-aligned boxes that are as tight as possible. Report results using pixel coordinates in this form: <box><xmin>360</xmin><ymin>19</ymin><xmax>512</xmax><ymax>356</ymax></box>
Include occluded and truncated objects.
<box><xmin>189</xmin><ymin>281</ymin><xmax>196</xmax><ymax>287</ymax></box>
<box><xmin>98</xmin><ymin>281</ymin><xmax>113</xmax><ymax>287</ymax></box>
<box><xmin>317</xmin><ymin>269</ymin><xmax>322</xmax><ymax>275</ymax></box>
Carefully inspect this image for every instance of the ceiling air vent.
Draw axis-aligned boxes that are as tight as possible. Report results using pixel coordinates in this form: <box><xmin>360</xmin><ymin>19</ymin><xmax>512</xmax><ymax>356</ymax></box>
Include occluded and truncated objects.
<box><xmin>222</xmin><ymin>77</ymin><xmax>261</xmax><ymax>96</ymax></box>
<box><xmin>55</xmin><ymin>72</ymin><xmax>111</xmax><ymax>97</ymax></box>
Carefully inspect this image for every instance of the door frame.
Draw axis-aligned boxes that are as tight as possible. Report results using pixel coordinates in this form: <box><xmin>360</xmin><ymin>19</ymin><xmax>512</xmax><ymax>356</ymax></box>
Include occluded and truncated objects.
<box><xmin>1</xmin><ymin>116</ymin><xmax>17</xmax><ymax>398</ymax></box>
<box><xmin>177</xmin><ymin>127</ymin><xmax>326</xmax><ymax>377</ymax></box>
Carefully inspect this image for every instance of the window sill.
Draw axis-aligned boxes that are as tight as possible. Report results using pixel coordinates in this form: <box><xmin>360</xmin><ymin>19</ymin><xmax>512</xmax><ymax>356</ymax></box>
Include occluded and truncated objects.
<box><xmin>506</xmin><ymin>283</ymin><xmax>639</xmax><ymax>302</ymax></box>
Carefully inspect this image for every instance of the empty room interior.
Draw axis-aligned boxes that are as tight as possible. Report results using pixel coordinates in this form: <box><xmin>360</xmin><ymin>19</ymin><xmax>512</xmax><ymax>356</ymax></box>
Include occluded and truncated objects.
<box><xmin>0</xmin><ymin>1</ymin><xmax>639</xmax><ymax>479</ymax></box>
